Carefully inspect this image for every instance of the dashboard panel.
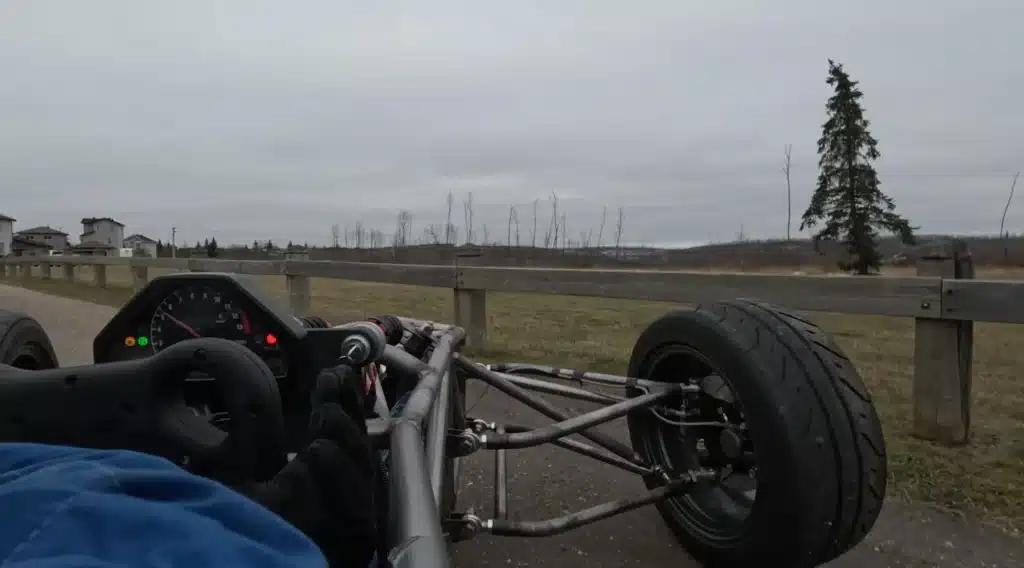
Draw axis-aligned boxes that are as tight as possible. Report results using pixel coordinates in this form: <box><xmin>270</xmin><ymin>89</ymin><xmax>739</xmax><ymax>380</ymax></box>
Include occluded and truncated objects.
<box><xmin>93</xmin><ymin>273</ymin><xmax>306</xmax><ymax>379</ymax></box>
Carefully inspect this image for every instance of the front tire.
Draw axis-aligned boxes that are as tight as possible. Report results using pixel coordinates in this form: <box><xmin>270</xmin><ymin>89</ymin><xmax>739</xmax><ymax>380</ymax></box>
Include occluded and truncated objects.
<box><xmin>0</xmin><ymin>311</ymin><xmax>59</xmax><ymax>370</ymax></box>
<box><xmin>626</xmin><ymin>300</ymin><xmax>886</xmax><ymax>567</ymax></box>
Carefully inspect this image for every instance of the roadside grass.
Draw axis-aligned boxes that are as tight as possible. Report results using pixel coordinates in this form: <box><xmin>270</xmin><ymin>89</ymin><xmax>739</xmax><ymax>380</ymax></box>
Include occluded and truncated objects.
<box><xmin>3</xmin><ymin>264</ymin><xmax>1022</xmax><ymax>535</ymax></box>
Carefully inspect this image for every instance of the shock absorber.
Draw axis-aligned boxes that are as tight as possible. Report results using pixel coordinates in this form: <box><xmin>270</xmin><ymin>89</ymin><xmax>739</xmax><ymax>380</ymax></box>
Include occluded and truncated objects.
<box><xmin>296</xmin><ymin>315</ymin><xmax>331</xmax><ymax>329</ymax></box>
<box><xmin>366</xmin><ymin>314</ymin><xmax>404</xmax><ymax>345</ymax></box>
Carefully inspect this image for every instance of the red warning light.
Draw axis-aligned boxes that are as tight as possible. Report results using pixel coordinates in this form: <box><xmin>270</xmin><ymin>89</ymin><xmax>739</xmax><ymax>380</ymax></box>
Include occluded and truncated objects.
<box><xmin>265</xmin><ymin>333</ymin><xmax>278</xmax><ymax>345</ymax></box>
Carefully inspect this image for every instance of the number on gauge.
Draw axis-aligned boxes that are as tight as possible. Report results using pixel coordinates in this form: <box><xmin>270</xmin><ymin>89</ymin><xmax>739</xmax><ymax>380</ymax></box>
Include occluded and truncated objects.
<box><xmin>149</xmin><ymin>286</ymin><xmax>252</xmax><ymax>352</ymax></box>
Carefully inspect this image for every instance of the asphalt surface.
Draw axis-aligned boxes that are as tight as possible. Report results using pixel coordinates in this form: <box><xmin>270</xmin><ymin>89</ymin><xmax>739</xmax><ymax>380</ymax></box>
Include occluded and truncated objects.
<box><xmin>1</xmin><ymin>283</ymin><xmax>1021</xmax><ymax>568</ymax></box>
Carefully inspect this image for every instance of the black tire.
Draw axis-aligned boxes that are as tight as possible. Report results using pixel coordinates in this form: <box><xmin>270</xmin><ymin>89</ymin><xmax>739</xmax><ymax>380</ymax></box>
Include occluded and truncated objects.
<box><xmin>0</xmin><ymin>311</ymin><xmax>59</xmax><ymax>370</ymax></box>
<box><xmin>626</xmin><ymin>300</ymin><xmax>886</xmax><ymax>568</ymax></box>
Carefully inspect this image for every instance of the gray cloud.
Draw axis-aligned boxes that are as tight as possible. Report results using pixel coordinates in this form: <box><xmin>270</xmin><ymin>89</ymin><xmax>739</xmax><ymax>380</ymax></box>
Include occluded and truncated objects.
<box><xmin>1</xmin><ymin>0</ymin><xmax>1022</xmax><ymax>247</ymax></box>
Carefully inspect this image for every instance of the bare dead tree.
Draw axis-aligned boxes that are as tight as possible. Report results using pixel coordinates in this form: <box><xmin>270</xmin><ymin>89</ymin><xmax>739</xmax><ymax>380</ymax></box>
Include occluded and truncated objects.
<box><xmin>531</xmin><ymin>199</ymin><xmax>539</xmax><ymax>248</ymax></box>
<box><xmin>506</xmin><ymin>205</ymin><xmax>513</xmax><ymax>247</ymax></box>
<box><xmin>353</xmin><ymin>222</ymin><xmax>365</xmax><ymax>248</ymax></box>
<box><xmin>559</xmin><ymin>212</ymin><xmax>568</xmax><ymax>250</ymax></box>
<box><xmin>423</xmin><ymin>225</ymin><xmax>442</xmax><ymax>244</ymax></box>
<box><xmin>783</xmin><ymin>144</ymin><xmax>793</xmax><ymax>240</ymax></box>
<box><xmin>512</xmin><ymin>207</ymin><xmax>520</xmax><ymax>245</ymax></box>
<box><xmin>445</xmin><ymin>191</ymin><xmax>455</xmax><ymax>245</ymax></box>
<box><xmin>544</xmin><ymin>192</ymin><xmax>559</xmax><ymax>248</ymax></box>
<box><xmin>596</xmin><ymin>205</ymin><xmax>607</xmax><ymax>248</ymax></box>
<box><xmin>462</xmin><ymin>192</ymin><xmax>475</xmax><ymax>244</ymax></box>
<box><xmin>330</xmin><ymin>224</ymin><xmax>341</xmax><ymax>248</ymax></box>
<box><xmin>394</xmin><ymin>210</ymin><xmax>413</xmax><ymax>247</ymax></box>
<box><xmin>613</xmin><ymin>207</ymin><xmax>624</xmax><ymax>258</ymax></box>
<box><xmin>999</xmin><ymin>171</ymin><xmax>1020</xmax><ymax>238</ymax></box>
<box><xmin>507</xmin><ymin>205</ymin><xmax>521</xmax><ymax>248</ymax></box>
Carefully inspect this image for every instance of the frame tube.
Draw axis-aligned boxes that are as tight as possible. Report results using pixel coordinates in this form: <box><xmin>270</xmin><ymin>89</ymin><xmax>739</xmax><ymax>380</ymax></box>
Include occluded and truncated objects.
<box><xmin>387</xmin><ymin>327</ymin><xmax>464</xmax><ymax>568</ymax></box>
<box><xmin>455</xmin><ymin>355</ymin><xmax>642</xmax><ymax>463</ymax></box>
<box><xmin>502</xmin><ymin>425</ymin><xmax>652</xmax><ymax>476</ymax></box>
<box><xmin>426</xmin><ymin>368</ymin><xmax>453</xmax><ymax>504</ymax></box>
<box><xmin>491</xmin><ymin>371</ymin><xmax>623</xmax><ymax>405</ymax></box>
<box><xmin>484</xmin><ymin>478</ymin><xmax>704</xmax><ymax>537</ymax></box>
<box><xmin>494</xmin><ymin>426</ymin><xmax>508</xmax><ymax>519</ymax></box>
<box><xmin>480</xmin><ymin>388</ymin><xmax>680</xmax><ymax>450</ymax></box>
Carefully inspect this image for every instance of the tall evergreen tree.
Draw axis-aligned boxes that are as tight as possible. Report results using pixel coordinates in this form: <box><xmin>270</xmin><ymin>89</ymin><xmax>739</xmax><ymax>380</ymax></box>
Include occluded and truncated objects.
<box><xmin>801</xmin><ymin>60</ymin><xmax>915</xmax><ymax>274</ymax></box>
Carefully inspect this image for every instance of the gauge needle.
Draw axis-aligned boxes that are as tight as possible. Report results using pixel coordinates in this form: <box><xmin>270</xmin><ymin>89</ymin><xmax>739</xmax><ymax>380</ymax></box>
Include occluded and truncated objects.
<box><xmin>163</xmin><ymin>312</ymin><xmax>202</xmax><ymax>338</ymax></box>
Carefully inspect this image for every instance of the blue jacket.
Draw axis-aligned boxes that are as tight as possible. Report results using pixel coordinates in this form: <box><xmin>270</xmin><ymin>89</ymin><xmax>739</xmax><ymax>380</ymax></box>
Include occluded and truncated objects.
<box><xmin>0</xmin><ymin>443</ymin><xmax>327</xmax><ymax>568</ymax></box>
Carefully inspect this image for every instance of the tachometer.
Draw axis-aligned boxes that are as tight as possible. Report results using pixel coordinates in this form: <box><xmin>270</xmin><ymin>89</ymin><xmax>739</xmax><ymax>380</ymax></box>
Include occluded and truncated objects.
<box><xmin>149</xmin><ymin>285</ymin><xmax>252</xmax><ymax>352</ymax></box>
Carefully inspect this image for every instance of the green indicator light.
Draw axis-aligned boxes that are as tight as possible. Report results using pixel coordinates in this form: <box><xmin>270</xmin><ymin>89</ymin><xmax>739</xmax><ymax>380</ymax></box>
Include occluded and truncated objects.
<box><xmin>137</xmin><ymin>336</ymin><xmax>149</xmax><ymax>347</ymax></box>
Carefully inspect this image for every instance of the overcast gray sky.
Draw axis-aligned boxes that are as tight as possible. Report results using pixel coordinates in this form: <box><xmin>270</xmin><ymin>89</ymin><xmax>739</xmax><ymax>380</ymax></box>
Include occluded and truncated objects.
<box><xmin>1</xmin><ymin>1</ymin><xmax>1021</xmax><ymax>247</ymax></box>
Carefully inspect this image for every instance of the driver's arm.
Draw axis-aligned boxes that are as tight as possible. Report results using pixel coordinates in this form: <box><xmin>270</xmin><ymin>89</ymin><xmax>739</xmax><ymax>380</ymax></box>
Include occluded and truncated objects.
<box><xmin>0</xmin><ymin>442</ymin><xmax>328</xmax><ymax>568</ymax></box>
<box><xmin>0</xmin><ymin>364</ymin><xmax>379</xmax><ymax>568</ymax></box>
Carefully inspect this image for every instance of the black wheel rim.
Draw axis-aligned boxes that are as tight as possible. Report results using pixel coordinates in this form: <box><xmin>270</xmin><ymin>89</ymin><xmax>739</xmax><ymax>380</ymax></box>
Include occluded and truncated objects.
<box><xmin>640</xmin><ymin>344</ymin><xmax>757</xmax><ymax>544</ymax></box>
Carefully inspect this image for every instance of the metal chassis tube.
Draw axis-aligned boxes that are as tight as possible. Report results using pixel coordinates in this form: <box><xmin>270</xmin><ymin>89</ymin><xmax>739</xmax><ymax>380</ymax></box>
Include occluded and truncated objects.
<box><xmin>443</xmin><ymin>354</ymin><xmax>715</xmax><ymax>543</ymax></box>
<box><xmin>386</xmin><ymin>326</ymin><xmax>464</xmax><ymax>568</ymax></box>
<box><xmin>385</xmin><ymin>325</ymin><xmax>713</xmax><ymax>564</ymax></box>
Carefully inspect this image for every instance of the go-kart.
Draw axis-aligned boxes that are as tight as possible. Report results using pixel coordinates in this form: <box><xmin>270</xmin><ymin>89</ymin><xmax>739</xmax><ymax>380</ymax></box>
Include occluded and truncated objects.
<box><xmin>0</xmin><ymin>272</ymin><xmax>887</xmax><ymax>568</ymax></box>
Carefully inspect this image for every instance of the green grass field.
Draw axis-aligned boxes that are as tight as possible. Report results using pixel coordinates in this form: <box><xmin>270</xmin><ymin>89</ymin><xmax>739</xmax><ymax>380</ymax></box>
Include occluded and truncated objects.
<box><xmin>4</xmin><ymin>264</ymin><xmax>1023</xmax><ymax>535</ymax></box>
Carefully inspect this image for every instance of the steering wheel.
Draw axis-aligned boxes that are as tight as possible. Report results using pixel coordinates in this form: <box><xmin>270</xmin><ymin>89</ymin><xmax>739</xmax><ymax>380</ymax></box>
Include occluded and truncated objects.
<box><xmin>0</xmin><ymin>337</ymin><xmax>288</xmax><ymax>482</ymax></box>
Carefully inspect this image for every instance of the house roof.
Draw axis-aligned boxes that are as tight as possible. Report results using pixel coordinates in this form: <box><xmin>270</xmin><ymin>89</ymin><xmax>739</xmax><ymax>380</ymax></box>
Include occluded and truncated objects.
<box><xmin>0</xmin><ymin>214</ymin><xmax>15</xmax><ymax>222</ymax></box>
<box><xmin>16</xmin><ymin>226</ymin><xmax>68</xmax><ymax>236</ymax></box>
<box><xmin>81</xmin><ymin>217</ymin><xmax>125</xmax><ymax>227</ymax></box>
<box><xmin>12</xmin><ymin>236</ymin><xmax>53</xmax><ymax>249</ymax></box>
<box><xmin>70</xmin><ymin>241</ymin><xmax>117</xmax><ymax>250</ymax></box>
<box><xmin>125</xmin><ymin>233</ymin><xmax>157</xmax><ymax>244</ymax></box>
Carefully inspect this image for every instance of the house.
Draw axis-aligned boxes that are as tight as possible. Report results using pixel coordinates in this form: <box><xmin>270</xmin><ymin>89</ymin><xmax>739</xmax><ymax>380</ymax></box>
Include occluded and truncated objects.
<box><xmin>15</xmin><ymin>226</ymin><xmax>69</xmax><ymax>252</ymax></box>
<box><xmin>68</xmin><ymin>242</ymin><xmax>118</xmax><ymax>257</ymax></box>
<box><xmin>124</xmin><ymin>233</ymin><xmax>158</xmax><ymax>257</ymax></box>
<box><xmin>0</xmin><ymin>214</ymin><xmax>13</xmax><ymax>257</ymax></box>
<box><xmin>12</xmin><ymin>236</ymin><xmax>53</xmax><ymax>257</ymax></box>
<box><xmin>80</xmin><ymin>217</ymin><xmax>125</xmax><ymax>249</ymax></box>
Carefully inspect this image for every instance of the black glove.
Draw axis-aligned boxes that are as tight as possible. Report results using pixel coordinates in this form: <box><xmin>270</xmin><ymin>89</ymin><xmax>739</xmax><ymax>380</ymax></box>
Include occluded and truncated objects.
<box><xmin>241</xmin><ymin>364</ymin><xmax>379</xmax><ymax>568</ymax></box>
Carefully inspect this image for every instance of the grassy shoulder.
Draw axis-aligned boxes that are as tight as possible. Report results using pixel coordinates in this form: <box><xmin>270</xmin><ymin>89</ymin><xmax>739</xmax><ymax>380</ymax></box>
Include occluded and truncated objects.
<box><xmin>3</xmin><ymin>267</ymin><xmax>1022</xmax><ymax>535</ymax></box>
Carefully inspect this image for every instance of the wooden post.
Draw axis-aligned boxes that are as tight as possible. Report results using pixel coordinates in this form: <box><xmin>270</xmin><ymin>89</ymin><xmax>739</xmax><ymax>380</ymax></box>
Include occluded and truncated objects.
<box><xmin>454</xmin><ymin>248</ymin><xmax>488</xmax><ymax>350</ymax></box>
<box><xmin>64</xmin><ymin>263</ymin><xmax>75</xmax><ymax>282</ymax></box>
<box><xmin>131</xmin><ymin>264</ymin><xmax>149</xmax><ymax>294</ymax></box>
<box><xmin>94</xmin><ymin>264</ymin><xmax>108</xmax><ymax>288</ymax></box>
<box><xmin>40</xmin><ymin>262</ymin><xmax>52</xmax><ymax>279</ymax></box>
<box><xmin>284</xmin><ymin>250</ymin><xmax>311</xmax><ymax>316</ymax></box>
<box><xmin>912</xmin><ymin>239</ymin><xmax>974</xmax><ymax>445</ymax></box>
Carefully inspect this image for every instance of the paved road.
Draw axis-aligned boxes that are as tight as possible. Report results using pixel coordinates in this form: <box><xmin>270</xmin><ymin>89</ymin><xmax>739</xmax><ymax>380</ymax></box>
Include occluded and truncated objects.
<box><xmin>1</xmin><ymin>283</ymin><xmax>1021</xmax><ymax>568</ymax></box>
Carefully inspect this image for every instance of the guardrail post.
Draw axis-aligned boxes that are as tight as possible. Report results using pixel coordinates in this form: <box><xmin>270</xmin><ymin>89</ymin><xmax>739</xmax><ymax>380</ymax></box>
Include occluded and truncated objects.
<box><xmin>94</xmin><ymin>263</ymin><xmax>108</xmax><ymax>288</ymax></box>
<box><xmin>40</xmin><ymin>262</ymin><xmax>52</xmax><ymax>279</ymax></box>
<box><xmin>131</xmin><ymin>263</ymin><xmax>149</xmax><ymax>293</ymax></box>
<box><xmin>912</xmin><ymin>239</ymin><xmax>974</xmax><ymax>446</ymax></box>
<box><xmin>63</xmin><ymin>262</ymin><xmax>75</xmax><ymax>282</ymax></box>
<box><xmin>454</xmin><ymin>249</ymin><xmax>487</xmax><ymax>349</ymax></box>
<box><xmin>285</xmin><ymin>250</ymin><xmax>311</xmax><ymax>316</ymax></box>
